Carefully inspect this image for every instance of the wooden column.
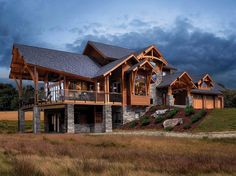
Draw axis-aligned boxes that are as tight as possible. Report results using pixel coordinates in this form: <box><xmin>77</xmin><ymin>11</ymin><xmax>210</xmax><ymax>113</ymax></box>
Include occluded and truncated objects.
<box><xmin>34</xmin><ymin>66</ymin><xmax>38</xmax><ymax>104</ymax></box>
<box><xmin>104</xmin><ymin>76</ymin><xmax>110</xmax><ymax>103</ymax></box>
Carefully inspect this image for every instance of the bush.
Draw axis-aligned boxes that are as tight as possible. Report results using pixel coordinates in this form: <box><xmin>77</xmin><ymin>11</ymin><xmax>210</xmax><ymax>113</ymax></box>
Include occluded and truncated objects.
<box><xmin>141</xmin><ymin>117</ymin><xmax>150</xmax><ymax>126</ymax></box>
<box><xmin>129</xmin><ymin>121</ymin><xmax>138</xmax><ymax>128</ymax></box>
<box><xmin>165</xmin><ymin>127</ymin><xmax>173</xmax><ymax>131</ymax></box>
<box><xmin>154</xmin><ymin>115</ymin><xmax>165</xmax><ymax>124</ymax></box>
<box><xmin>183</xmin><ymin>123</ymin><xmax>191</xmax><ymax>129</ymax></box>
<box><xmin>185</xmin><ymin>106</ymin><xmax>195</xmax><ymax>116</ymax></box>
<box><xmin>166</xmin><ymin>108</ymin><xmax>179</xmax><ymax>119</ymax></box>
<box><xmin>191</xmin><ymin>110</ymin><xmax>207</xmax><ymax>123</ymax></box>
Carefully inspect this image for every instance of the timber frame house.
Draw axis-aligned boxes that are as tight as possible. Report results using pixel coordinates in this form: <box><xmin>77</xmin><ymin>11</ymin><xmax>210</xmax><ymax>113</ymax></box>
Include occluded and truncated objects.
<box><xmin>9</xmin><ymin>41</ymin><xmax>224</xmax><ymax>133</ymax></box>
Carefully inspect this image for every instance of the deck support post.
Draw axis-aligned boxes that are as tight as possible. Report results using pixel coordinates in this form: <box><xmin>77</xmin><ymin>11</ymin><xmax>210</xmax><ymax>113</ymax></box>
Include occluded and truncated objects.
<box><xmin>102</xmin><ymin>105</ymin><xmax>112</xmax><ymax>132</ymax></box>
<box><xmin>66</xmin><ymin>104</ymin><xmax>74</xmax><ymax>133</ymax></box>
<box><xmin>18</xmin><ymin>108</ymin><xmax>25</xmax><ymax>132</ymax></box>
<box><xmin>33</xmin><ymin>105</ymin><xmax>41</xmax><ymax>133</ymax></box>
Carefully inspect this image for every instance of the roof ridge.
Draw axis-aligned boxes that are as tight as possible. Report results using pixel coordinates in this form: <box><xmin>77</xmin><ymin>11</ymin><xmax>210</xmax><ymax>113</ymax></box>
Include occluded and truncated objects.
<box><xmin>14</xmin><ymin>43</ymin><xmax>84</xmax><ymax>56</ymax></box>
<box><xmin>88</xmin><ymin>40</ymin><xmax>133</xmax><ymax>51</ymax></box>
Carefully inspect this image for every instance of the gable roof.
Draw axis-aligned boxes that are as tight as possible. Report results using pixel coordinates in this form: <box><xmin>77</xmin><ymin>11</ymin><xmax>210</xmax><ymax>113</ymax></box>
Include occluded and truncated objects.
<box><xmin>85</xmin><ymin>41</ymin><xmax>134</xmax><ymax>60</ymax></box>
<box><xmin>13</xmin><ymin>43</ymin><xmax>101</xmax><ymax>78</ymax></box>
<box><xmin>157</xmin><ymin>71</ymin><xmax>195</xmax><ymax>88</ymax></box>
<box><xmin>190</xmin><ymin>73</ymin><xmax>209</xmax><ymax>83</ymax></box>
<box><xmin>93</xmin><ymin>54</ymin><xmax>139</xmax><ymax>78</ymax></box>
<box><xmin>126</xmin><ymin>59</ymin><xmax>154</xmax><ymax>73</ymax></box>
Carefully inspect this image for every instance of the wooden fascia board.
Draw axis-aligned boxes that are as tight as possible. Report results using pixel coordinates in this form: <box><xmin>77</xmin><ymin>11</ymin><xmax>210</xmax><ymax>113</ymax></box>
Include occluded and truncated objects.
<box><xmin>102</xmin><ymin>54</ymin><xmax>139</xmax><ymax>77</ymax></box>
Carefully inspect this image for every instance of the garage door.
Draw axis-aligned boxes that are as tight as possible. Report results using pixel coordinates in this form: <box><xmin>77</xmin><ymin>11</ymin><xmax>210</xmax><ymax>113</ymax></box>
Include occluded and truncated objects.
<box><xmin>206</xmin><ymin>96</ymin><xmax>214</xmax><ymax>109</ymax></box>
<box><xmin>193</xmin><ymin>95</ymin><xmax>203</xmax><ymax>109</ymax></box>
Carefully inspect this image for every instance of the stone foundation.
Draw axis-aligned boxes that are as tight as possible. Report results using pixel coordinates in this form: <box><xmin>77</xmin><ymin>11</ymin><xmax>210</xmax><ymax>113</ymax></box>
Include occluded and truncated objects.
<box><xmin>33</xmin><ymin>106</ymin><xmax>41</xmax><ymax>133</ymax></box>
<box><xmin>65</xmin><ymin>104</ymin><xmax>75</xmax><ymax>133</ymax></box>
<box><xmin>122</xmin><ymin>106</ymin><xmax>147</xmax><ymax>124</ymax></box>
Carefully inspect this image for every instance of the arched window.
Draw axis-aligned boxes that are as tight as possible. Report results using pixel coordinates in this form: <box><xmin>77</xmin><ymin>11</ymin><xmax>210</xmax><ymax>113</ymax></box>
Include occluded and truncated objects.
<box><xmin>135</xmin><ymin>73</ymin><xmax>146</xmax><ymax>96</ymax></box>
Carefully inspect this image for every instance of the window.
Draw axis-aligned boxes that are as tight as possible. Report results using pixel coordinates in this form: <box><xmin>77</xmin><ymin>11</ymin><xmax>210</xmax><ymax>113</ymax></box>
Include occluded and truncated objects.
<box><xmin>111</xmin><ymin>82</ymin><xmax>121</xmax><ymax>93</ymax></box>
<box><xmin>135</xmin><ymin>74</ymin><xmax>146</xmax><ymax>96</ymax></box>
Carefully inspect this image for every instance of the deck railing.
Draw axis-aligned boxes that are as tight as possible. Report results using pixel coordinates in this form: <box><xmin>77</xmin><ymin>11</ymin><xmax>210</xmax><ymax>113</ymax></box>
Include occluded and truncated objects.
<box><xmin>21</xmin><ymin>89</ymin><xmax>122</xmax><ymax>107</ymax></box>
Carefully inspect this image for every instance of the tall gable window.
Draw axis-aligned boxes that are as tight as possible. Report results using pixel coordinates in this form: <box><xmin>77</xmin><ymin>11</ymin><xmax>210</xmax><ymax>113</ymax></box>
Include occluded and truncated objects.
<box><xmin>135</xmin><ymin>74</ymin><xmax>146</xmax><ymax>96</ymax></box>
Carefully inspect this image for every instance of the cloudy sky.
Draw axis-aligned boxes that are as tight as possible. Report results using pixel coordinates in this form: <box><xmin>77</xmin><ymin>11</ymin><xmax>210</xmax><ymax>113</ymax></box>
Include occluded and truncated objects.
<box><xmin>1</xmin><ymin>0</ymin><xmax>236</xmax><ymax>88</ymax></box>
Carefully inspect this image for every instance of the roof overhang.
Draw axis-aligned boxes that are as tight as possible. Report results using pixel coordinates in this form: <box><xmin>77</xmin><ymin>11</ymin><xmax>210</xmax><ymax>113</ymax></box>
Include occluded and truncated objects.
<box><xmin>170</xmin><ymin>72</ymin><xmax>197</xmax><ymax>89</ymax></box>
<box><xmin>136</xmin><ymin>45</ymin><xmax>168</xmax><ymax>65</ymax></box>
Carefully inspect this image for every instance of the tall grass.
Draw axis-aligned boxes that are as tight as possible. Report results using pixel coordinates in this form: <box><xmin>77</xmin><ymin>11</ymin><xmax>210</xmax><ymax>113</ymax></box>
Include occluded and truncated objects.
<box><xmin>0</xmin><ymin>134</ymin><xmax>235</xmax><ymax>175</ymax></box>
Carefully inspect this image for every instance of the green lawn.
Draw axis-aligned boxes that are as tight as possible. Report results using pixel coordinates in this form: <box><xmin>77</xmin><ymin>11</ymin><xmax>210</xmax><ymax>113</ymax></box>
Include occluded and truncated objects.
<box><xmin>194</xmin><ymin>108</ymin><xmax>236</xmax><ymax>132</ymax></box>
<box><xmin>0</xmin><ymin>120</ymin><xmax>44</xmax><ymax>133</ymax></box>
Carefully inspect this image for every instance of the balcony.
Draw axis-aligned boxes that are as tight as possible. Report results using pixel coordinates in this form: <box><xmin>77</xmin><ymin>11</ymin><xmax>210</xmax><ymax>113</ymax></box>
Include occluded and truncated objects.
<box><xmin>21</xmin><ymin>89</ymin><xmax>122</xmax><ymax>108</ymax></box>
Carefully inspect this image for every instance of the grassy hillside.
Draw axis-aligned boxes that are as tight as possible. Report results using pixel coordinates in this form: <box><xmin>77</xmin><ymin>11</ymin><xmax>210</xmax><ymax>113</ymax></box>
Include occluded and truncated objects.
<box><xmin>194</xmin><ymin>108</ymin><xmax>236</xmax><ymax>132</ymax></box>
<box><xmin>0</xmin><ymin>134</ymin><xmax>235</xmax><ymax>176</ymax></box>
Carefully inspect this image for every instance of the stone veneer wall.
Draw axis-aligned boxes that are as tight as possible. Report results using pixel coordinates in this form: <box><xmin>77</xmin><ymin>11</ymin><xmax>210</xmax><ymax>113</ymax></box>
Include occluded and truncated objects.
<box><xmin>122</xmin><ymin>105</ymin><xmax>147</xmax><ymax>124</ymax></box>
<box><xmin>74</xmin><ymin>123</ymin><xmax>103</xmax><ymax>133</ymax></box>
<box><xmin>103</xmin><ymin>105</ymin><xmax>112</xmax><ymax>132</ymax></box>
<box><xmin>33</xmin><ymin>106</ymin><xmax>41</xmax><ymax>133</ymax></box>
<box><xmin>186</xmin><ymin>95</ymin><xmax>193</xmax><ymax>106</ymax></box>
<box><xmin>167</xmin><ymin>95</ymin><xmax>175</xmax><ymax>106</ymax></box>
<box><xmin>18</xmin><ymin>109</ymin><xmax>25</xmax><ymax>132</ymax></box>
<box><xmin>65</xmin><ymin>104</ymin><xmax>75</xmax><ymax>133</ymax></box>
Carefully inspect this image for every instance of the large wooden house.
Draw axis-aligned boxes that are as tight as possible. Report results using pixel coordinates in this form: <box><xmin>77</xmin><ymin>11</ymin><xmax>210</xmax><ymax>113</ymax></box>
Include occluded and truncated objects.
<box><xmin>9</xmin><ymin>41</ymin><xmax>224</xmax><ymax>133</ymax></box>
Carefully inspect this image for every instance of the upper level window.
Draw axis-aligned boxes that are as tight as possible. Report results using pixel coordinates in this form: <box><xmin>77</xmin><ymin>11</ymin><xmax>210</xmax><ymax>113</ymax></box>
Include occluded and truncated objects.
<box><xmin>135</xmin><ymin>74</ymin><xmax>146</xmax><ymax>96</ymax></box>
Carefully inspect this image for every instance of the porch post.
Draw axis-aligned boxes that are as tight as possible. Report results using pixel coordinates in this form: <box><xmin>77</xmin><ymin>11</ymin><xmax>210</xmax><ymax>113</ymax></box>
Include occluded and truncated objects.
<box><xmin>186</xmin><ymin>88</ymin><xmax>193</xmax><ymax>106</ymax></box>
<box><xmin>167</xmin><ymin>86</ymin><xmax>174</xmax><ymax>106</ymax></box>
<box><xmin>103</xmin><ymin>105</ymin><xmax>112</xmax><ymax>132</ymax></box>
<box><xmin>33</xmin><ymin>105</ymin><xmax>41</xmax><ymax>133</ymax></box>
<box><xmin>65</xmin><ymin>104</ymin><xmax>75</xmax><ymax>133</ymax></box>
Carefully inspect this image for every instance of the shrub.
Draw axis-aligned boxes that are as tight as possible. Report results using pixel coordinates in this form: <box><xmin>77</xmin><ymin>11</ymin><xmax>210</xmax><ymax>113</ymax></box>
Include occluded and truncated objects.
<box><xmin>154</xmin><ymin>115</ymin><xmax>165</xmax><ymax>124</ymax></box>
<box><xmin>185</xmin><ymin>106</ymin><xmax>195</xmax><ymax>116</ymax></box>
<box><xmin>166</xmin><ymin>108</ymin><xmax>179</xmax><ymax>119</ymax></box>
<box><xmin>164</xmin><ymin>127</ymin><xmax>173</xmax><ymax>131</ymax></box>
<box><xmin>129</xmin><ymin>121</ymin><xmax>138</xmax><ymax>128</ymax></box>
<box><xmin>141</xmin><ymin>117</ymin><xmax>150</xmax><ymax>126</ymax></box>
<box><xmin>191</xmin><ymin>109</ymin><xmax>207</xmax><ymax>123</ymax></box>
<box><xmin>183</xmin><ymin>123</ymin><xmax>191</xmax><ymax>129</ymax></box>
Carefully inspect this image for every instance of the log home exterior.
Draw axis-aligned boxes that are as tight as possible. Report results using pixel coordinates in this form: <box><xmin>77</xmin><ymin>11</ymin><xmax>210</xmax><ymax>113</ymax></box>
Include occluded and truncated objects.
<box><xmin>9</xmin><ymin>41</ymin><xmax>224</xmax><ymax>133</ymax></box>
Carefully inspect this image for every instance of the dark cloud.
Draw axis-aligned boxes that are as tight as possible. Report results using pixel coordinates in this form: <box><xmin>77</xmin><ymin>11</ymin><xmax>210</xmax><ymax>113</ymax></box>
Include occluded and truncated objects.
<box><xmin>67</xmin><ymin>18</ymin><xmax>236</xmax><ymax>88</ymax></box>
